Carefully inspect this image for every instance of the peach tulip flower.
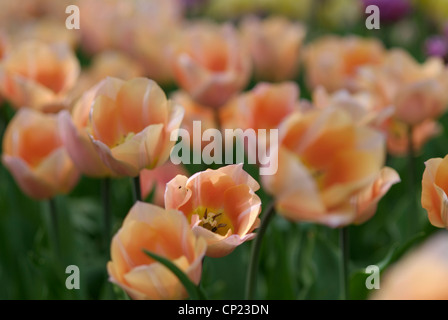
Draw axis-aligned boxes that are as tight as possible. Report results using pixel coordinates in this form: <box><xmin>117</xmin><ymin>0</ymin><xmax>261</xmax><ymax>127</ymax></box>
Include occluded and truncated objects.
<box><xmin>108</xmin><ymin>202</ymin><xmax>207</xmax><ymax>300</ymax></box>
<box><xmin>311</xmin><ymin>86</ymin><xmax>440</xmax><ymax>156</ymax></box>
<box><xmin>241</xmin><ymin>16</ymin><xmax>306</xmax><ymax>82</ymax></box>
<box><xmin>357</xmin><ymin>49</ymin><xmax>448</xmax><ymax>126</ymax></box>
<box><xmin>304</xmin><ymin>36</ymin><xmax>385</xmax><ymax>92</ymax></box>
<box><xmin>220</xmin><ymin>82</ymin><xmax>300</xmax><ymax>152</ymax></box>
<box><xmin>140</xmin><ymin>162</ymin><xmax>189</xmax><ymax>206</ymax></box>
<box><xmin>2</xmin><ymin>108</ymin><xmax>79</xmax><ymax>199</ymax></box>
<box><xmin>86</xmin><ymin>77</ymin><xmax>184</xmax><ymax>177</ymax></box>
<box><xmin>12</xmin><ymin>19</ymin><xmax>80</xmax><ymax>49</ymax></box>
<box><xmin>262</xmin><ymin>107</ymin><xmax>399</xmax><ymax>227</ymax></box>
<box><xmin>171</xmin><ymin>90</ymin><xmax>217</xmax><ymax>150</ymax></box>
<box><xmin>386</xmin><ymin>118</ymin><xmax>441</xmax><ymax>156</ymax></box>
<box><xmin>125</xmin><ymin>13</ymin><xmax>182</xmax><ymax>85</ymax></box>
<box><xmin>421</xmin><ymin>155</ymin><xmax>448</xmax><ymax>229</ymax></box>
<box><xmin>221</xmin><ymin>82</ymin><xmax>300</xmax><ymax>132</ymax></box>
<box><xmin>372</xmin><ymin>232</ymin><xmax>448</xmax><ymax>299</ymax></box>
<box><xmin>312</xmin><ymin>87</ymin><xmax>394</xmax><ymax>128</ymax></box>
<box><xmin>0</xmin><ymin>40</ymin><xmax>80</xmax><ymax>112</ymax></box>
<box><xmin>172</xmin><ymin>22</ymin><xmax>251</xmax><ymax>108</ymax></box>
<box><xmin>0</xmin><ymin>32</ymin><xmax>9</xmax><ymax>60</ymax></box>
<box><xmin>58</xmin><ymin>81</ymin><xmax>113</xmax><ymax>177</ymax></box>
<box><xmin>69</xmin><ymin>51</ymin><xmax>144</xmax><ymax>103</ymax></box>
<box><xmin>78</xmin><ymin>0</ymin><xmax>127</xmax><ymax>54</ymax></box>
<box><xmin>165</xmin><ymin>164</ymin><xmax>261</xmax><ymax>258</ymax></box>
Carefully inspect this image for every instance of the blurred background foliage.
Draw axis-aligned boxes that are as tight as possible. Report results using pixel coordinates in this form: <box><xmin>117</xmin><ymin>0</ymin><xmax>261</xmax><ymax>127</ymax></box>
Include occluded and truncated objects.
<box><xmin>1</xmin><ymin>0</ymin><xmax>448</xmax><ymax>300</ymax></box>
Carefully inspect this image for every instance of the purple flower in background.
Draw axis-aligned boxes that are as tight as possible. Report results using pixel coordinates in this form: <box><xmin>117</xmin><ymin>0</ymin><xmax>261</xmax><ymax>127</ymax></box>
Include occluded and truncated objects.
<box><xmin>425</xmin><ymin>36</ymin><xmax>448</xmax><ymax>60</ymax></box>
<box><xmin>180</xmin><ymin>0</ymin><xmax>208</xmax><ymax>11</ymax></box>
<box><xmin>362</xmin><ymin>0</ymin><xmax>411</xmax><ymax>22</ymax></box>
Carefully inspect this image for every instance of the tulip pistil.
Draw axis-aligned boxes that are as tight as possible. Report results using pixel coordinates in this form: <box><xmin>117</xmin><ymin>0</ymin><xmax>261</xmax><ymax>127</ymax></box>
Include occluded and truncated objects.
<box><xmin>195</xmin><ymin>207</ymin><xmax>232</xmax><ymax>236</ymax></box>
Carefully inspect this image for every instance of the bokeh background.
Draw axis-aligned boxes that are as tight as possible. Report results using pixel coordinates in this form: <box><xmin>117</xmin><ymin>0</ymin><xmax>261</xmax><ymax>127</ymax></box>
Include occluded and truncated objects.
<box><xmin>0</xmin><ymin>0</ymin><xmax>448</xmax><ymax>300</ymax></box>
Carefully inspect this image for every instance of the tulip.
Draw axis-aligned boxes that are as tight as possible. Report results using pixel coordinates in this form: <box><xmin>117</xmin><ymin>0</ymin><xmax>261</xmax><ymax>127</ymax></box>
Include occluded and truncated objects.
<box><xmin>13</xmin><ymin>19</ymin><xmax>80</xmax><ymax>49</ymax></box>
<box><xmin>78</xmin><ymin>0</ymin><xmax>126</xmax><ymax>54</ymax></box>
<box><xmin>372</xmin><ymin>232</ymin><xmax>448</xmax><ymax>299</ymax></box>
<box><xmin>58</xmin><ymin>80</ymin><xmax>112</xmax><ymax>177</ymax></box>
<box><xmin>421</xmin><ymin>155</ymin><xmax>448</xmax><ymax>229</ymax></box>
<box><xmin>0</xmin><ymin>32</ymin><xmax>9</xmax><ymax>60</ymax></box>
<box><xmin>262</xmin><ymin>107</ymin><xmax>399</xmax><ymax>227</ymax></box>
<box><xmin>108</xmin><ymin>202</ymin><xmax>207</xmax><ymax>300</ymax></box>
<box><xmin>352</xmin><ymin>167</ymin><xmax>401</xmax><ymax>225</ymax></box>
<box><xmin>386</xmin><ymin>119</ymin><xmax>441</xmax><ymax>156</ymax></box>
<box><xmin>69</xmin><ymin>50</ymin><xmax>144</xmax><ymax>104</ymax></box>
<box><xmin>127</xmin><ymin>20</ymin><xmax>181</xmax><ymax>85</ymax></box>
<box><xmin>240</xmin><ymin>16</ymin><xmax>306</xmax><ymax>82</ymax></box>
<box><xmin>140</xmin><ymin>162</ymin><xmax>188</xmax><ymax>206</ymax></box>
<box><xmin>357</xmin><ymin>49</ymin><xmax>448</xmax><ymax>126</ymax></box>
<box><xmin>171</xmin><ymin>90</ymin><xmax>217</xmax><ymax>151</ymax></box>
<box><xmin>85</xmin><ymin>77</ymin><xmax>184</xmax><ymax>177</ymax></box>
<box><xmin>172</xmin><ymin>22</ymin><xmax>251</xmax><ymax>108</ymax></box>
<box><xmin>220</xmin><ymin>82</ymin><xmax>299</xmax><ymax>148</ymax></box>
<box><xmin>0</xmin><ymin>40</ymin><xmax>79</xmax><ymax>112</ymax></box>
<box><xmin>311</xmin><ymin>86</ymin><xmax>394</xmax><ymax>129</ymax></box>
<box><xmin>2</xmin><ymin>108</ymin><xmax>79</xmax><ymax>199</ymax></box>
<box><xmin>165</xmin><ymin>164</ymin><xmax>261</xmax><ymax>257</ymax></box>
<box><xmin>304</xmin><ymin>36</ymin><xmax>385</xmax><ymax>93</ymax></box>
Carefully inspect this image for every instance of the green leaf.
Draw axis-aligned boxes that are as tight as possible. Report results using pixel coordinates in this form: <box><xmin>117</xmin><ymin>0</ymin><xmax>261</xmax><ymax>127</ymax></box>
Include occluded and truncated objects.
<box><xmin>349</xmin><ymin>232</ymin><xmax>427</xmax><ymax>299</ymax></box>
<box><xmin>143</xmin><ymin>249</ymin><xmax>205</xmax><ymax>300</ymax></box>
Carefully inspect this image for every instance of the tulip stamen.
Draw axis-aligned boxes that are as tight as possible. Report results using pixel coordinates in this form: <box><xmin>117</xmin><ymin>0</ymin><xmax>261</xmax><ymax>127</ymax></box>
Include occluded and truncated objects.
<box><xmin>200</xmin><ymin>209</ymin><xmax>227</xmax><ymax>233</ymax></box>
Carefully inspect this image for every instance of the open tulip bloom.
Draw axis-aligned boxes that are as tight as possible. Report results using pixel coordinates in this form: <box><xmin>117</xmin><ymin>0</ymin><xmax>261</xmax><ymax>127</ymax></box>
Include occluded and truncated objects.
<box><xmin>165</xmin><ymin>164</ymin><xmax>261</xmax><ymax>258</ymax></box>
<box><xmin>67</xmin><ymin>77</ymin><xmax>184</xmax><ymax>177</ymax></box>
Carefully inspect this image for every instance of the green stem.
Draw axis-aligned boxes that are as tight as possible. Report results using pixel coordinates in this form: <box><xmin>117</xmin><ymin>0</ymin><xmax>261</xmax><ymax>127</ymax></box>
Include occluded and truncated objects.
<box><xmin>407</xmin><ymin>125</ymin><xmax>417</xmax><ymax>237</ymax></box>
<box><xmin>245</xmin><ymin>201</ymin><xmax>276</xmax><ymax>300</ymax></box>
<box><xmin>339</xmin><ymin>227</ymin><xmax>349</xmax><ymax>300</ymax></box>
<box><xmin>132</xmin><ymin>175</ymin><xmax>141</xmax><ymax>203</ymax></box>
<box><xmin>48</xmin><ymin>198</ymin><xmax>60</xmax><ymax>257</ymax></box>
<box><xmin>102</xmin><ymin>177</ymin><xmax>111</xmax><ymax>248</ymax></box>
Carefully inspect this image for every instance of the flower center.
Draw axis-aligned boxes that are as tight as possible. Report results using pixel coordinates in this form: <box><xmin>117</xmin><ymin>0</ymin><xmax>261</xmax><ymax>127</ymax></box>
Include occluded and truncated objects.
<box><xmin>193</xmin><ymin>207</ymin><xmax>233</xmax><ymax>236</ymax></box>
<box><xmin>114</xmin><ymin>131</ymin><xmax>135</xmax><ymax>147</ymax></box>
<box><xmin>301</xmin><ymin>157</ymin><xmax>326</xmax><ymax>190</ymax></box>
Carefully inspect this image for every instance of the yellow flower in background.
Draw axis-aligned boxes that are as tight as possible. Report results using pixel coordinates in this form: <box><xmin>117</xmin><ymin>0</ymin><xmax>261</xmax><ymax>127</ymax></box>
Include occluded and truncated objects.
<box><xmin>204</xmin><ymin>0</ymin><xmax>312</xmax><ymax>20</ymax></box>
<box><xmin>317</xmin><ymin>0</ymin><xmax>362</xmax><ymax>29</ymax></box>
<box><xmin>416</xmin><ymin>0</ymin><xmax>448</xmax><ymax>26</ymax></box>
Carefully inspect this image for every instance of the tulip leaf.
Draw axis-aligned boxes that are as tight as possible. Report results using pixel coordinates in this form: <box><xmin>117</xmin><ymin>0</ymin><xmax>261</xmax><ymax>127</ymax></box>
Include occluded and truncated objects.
<box><xmin>143</xmin><ymin>249</ymin><xmax>205</xmax><ymax>300</ymax></box>
<box><xmin>349</xmin><ymin>232</ymin><xmax>427</xmax><ymax>299</ymax></box>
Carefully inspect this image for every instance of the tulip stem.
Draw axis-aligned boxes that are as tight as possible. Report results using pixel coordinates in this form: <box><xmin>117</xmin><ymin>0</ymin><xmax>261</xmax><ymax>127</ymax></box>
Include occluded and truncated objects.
<box><xmin>245</xmin><ymin>201</ymin><xmax>275</xmax><ymax>300</ymax></box>
<box><xmin>339</xmin><ymin>226</ymin><xmax>349</xmax><ymax>300</ymax></box>
<box><xmin>132</xmin><ymin>175</ymin><xmax>141</xmax><ymax>203</ymax></box>
<box><xmin>48</xmin><ymin>198</ymin><xmax>60</xmax><ymax>257</ymax></box>
<box><xmin>102</xmin><ymin>177</ymin><xmax>111</xmax><ymax>248</ymax></box>
<box><xmin>407</xmin><ymin>125</ymin><xmax>417</xmax><ymax>237</ymax></box>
